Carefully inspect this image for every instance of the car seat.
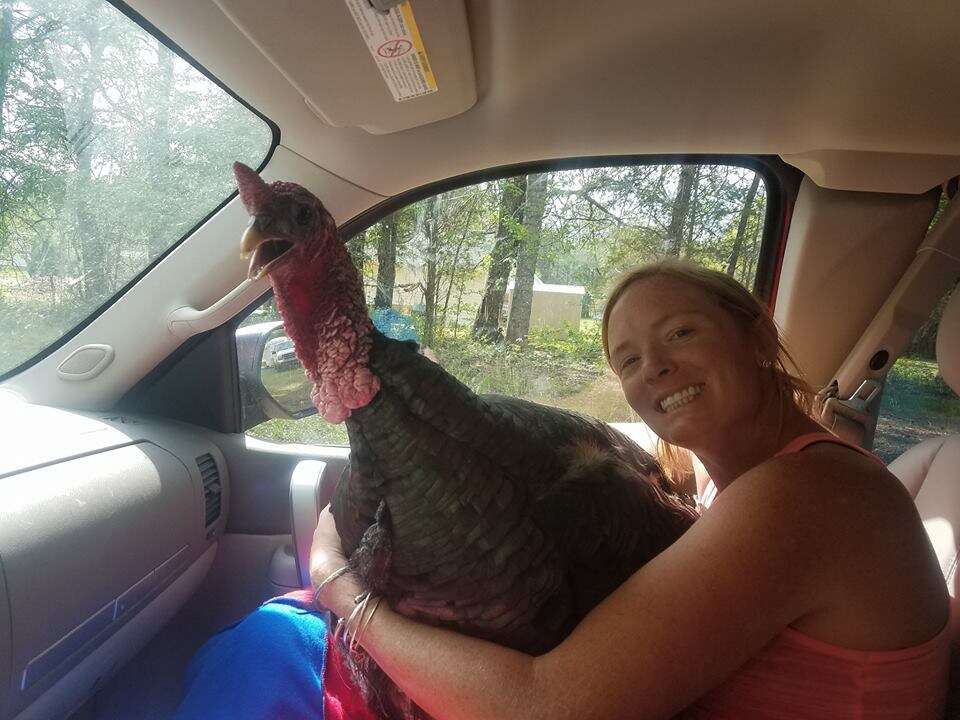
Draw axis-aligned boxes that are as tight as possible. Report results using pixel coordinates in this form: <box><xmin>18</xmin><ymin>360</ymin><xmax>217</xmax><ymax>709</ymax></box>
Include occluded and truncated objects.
<box><xmin>888</xmin><ymin>286</ymin><xmax>960</xmax><ymax>638</ymax></box>
<box><xmin>887</xmin><ymin>285</ymin><xmax>960</xmax><ymax>711</ymax></box>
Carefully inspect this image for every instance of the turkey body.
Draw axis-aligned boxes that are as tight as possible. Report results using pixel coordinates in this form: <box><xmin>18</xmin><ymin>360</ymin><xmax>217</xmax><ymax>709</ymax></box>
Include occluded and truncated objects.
<box><xmin>231</xmin><ymin>161</ymin><xmax>698</xmax><ymax>719</ymax></box>
<box><xmin>333</xmin><ymin>329</ymin><xmax>698</xmax><ymax>656</ymax></box>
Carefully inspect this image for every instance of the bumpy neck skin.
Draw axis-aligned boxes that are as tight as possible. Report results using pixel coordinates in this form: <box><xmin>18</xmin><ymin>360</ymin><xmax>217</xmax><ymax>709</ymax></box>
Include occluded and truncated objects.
<box><xmin>270</xmin><ymin>241</ymin><xmax>379</xmax><ymax>423</ymax></box>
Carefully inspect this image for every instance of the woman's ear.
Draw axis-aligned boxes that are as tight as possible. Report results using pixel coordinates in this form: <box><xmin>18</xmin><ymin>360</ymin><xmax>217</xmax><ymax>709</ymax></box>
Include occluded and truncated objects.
<box><xmin>749</xmin><ymin>317</ymin><xmax>779</xmax><ymax>367</ymax></box>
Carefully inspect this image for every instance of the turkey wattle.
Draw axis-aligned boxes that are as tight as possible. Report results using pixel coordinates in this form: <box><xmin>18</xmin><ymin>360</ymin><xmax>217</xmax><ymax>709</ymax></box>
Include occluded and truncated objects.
<box><xmin>234</xmin><ymin>162</ymin><xmax>698</xmax><ymax>717</ymax></box>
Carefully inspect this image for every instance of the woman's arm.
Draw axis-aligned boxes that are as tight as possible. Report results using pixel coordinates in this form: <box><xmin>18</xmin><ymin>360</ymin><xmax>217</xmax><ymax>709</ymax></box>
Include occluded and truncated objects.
<box><xmin>311</xmin><ymin>455</ymin><xmax>841</xmax><ymax>720</ymax></box>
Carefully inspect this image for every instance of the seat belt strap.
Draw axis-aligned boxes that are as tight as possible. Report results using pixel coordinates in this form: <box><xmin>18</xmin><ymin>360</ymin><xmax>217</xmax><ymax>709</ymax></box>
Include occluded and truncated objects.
<box><xmin>816</xmin><ymin>181</ymin><xmax>960</xmax><ymax>448</ymax></box>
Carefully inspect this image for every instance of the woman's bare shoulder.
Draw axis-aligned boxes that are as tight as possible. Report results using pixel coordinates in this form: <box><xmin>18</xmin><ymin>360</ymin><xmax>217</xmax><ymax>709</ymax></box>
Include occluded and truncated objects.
<box><xmin>731</xmin><ymin>441</ymin><xmax>902</xmax><ymax>506</ymax></box>
<box><xmin>710</xmin><ymin>442</ymin><xmax>913</xmax><ymax>566</ymax></box>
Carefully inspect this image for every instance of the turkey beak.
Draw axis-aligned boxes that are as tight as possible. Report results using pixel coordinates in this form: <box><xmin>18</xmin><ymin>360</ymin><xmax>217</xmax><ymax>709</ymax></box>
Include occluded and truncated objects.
<box><xmin>240</xmin><ymin>216</ymin><xmax>267</xmax><ymax>279</ymax></box>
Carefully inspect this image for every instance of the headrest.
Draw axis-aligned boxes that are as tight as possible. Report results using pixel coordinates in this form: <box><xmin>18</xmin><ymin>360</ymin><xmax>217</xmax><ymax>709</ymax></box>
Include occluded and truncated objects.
<box><xmin>936</xmin><ymin>286</ymin><xmax>960</xmax><ymax>394</ymax></box>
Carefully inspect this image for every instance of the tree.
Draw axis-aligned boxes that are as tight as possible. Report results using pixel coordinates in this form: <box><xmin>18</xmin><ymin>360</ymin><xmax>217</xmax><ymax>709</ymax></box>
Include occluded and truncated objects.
<box><xmin>0</xmin><ymin>1</ymin><xmax>14</xmax><ymax>141</ymax></box>
<box><xmin>683</xmin><ymin>165</ymin><xmax>702</xmax><ymax>256</ymax></box>
<box><xmin>473</xmin><ymin>177</ymin><xmax>524</xmax><ymax>340</ymax></box>
<box><xmin>374</xmin><ymin>213</ymin><xmax>398</xmax><ymax>308</ymax></box>
<box><xmin>725</xmin><ymin>173</ymin><xmax>760</xmax><ymax>276</ymax></box>
<box><xmin>63</xmin><ymin>1</ymin><xmax>111</xmax><ymax>302</ymax></box>
<box><xmin>346</xmin><ymin>232</ymin><xmax>366</xmax><ymax>274</ymax></box>
<box><xmin>506</xmin><ymin>173</ymin><xmax>549</xmax><ymax>343</ymax></box>
<box><xmin>664</xmin><ymin>164</ymin><xmax>696</xmax><ymax>256</ymax></box>
<box><xmin>421</xmin><ymin>195</ymin><xmax>439</xmax><ymax>346</ymax></box>
<box><xmin>0</xmin><ymin>0</ymin><xmax>276</xmax><ymax>375</ymax></box>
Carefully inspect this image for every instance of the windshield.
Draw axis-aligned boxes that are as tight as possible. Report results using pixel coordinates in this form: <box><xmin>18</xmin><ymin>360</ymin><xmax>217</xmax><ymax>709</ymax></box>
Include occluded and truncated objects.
<box><xmin>0</xmin><ymin>0</ymin><xmax>275</xmax><ymax>376</ymax></box>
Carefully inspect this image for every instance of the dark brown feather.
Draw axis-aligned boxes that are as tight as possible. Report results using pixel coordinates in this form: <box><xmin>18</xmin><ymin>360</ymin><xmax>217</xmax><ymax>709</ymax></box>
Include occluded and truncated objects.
<box><xmin>331</xmin><ymin>331</ymin><xmax>698</xmax><ymax>719</ymax></box>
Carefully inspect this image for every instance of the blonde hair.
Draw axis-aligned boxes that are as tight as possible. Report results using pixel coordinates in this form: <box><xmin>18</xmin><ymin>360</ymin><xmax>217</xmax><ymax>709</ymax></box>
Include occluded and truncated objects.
<box><xmin>601</xmin><ymin>259</ymin><xmax>817</xmax><ymax>485</ymax></box>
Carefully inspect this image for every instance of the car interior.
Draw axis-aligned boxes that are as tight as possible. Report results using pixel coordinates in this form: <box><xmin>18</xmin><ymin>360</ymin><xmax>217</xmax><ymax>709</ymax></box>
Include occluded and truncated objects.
<box><xmin>1</xmin><ymin>1</ymin><xmax>960</xmax><ymax>718</ymax></box>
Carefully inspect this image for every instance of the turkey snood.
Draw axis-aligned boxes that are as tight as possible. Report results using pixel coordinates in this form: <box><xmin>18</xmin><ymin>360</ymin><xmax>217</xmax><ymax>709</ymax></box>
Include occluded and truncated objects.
<box><xmin>234</xmin><ymin>162</ymin><xmax>699</xmax><ymax>720</ymax></box>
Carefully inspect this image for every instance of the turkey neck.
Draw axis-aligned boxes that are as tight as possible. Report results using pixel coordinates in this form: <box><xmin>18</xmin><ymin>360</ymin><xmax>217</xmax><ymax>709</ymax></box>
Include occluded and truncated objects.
<box><xmin>270</xmin><ymin>240</ymin><xmax>381</xmax><ymax>423</ymax></box>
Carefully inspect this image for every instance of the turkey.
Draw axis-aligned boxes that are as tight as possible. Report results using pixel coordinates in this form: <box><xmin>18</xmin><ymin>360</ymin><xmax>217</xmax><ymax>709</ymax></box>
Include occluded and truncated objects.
<box><xmin>233</xmin><ymin>162</ymin><xmax>698</xmax><ymax>718</ymax></box>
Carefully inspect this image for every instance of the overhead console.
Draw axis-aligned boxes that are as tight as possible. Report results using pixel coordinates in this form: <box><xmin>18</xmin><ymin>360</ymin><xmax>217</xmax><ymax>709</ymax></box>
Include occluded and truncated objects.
<box><xmin>0</xmin><ymin>399</ymin><xmax>228</xmax><ymax>720</ymax></box>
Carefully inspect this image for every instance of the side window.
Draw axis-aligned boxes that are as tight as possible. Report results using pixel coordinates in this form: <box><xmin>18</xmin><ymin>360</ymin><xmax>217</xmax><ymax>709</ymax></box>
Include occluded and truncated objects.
<box><xmin>241</xmin><ymin>164</ymin><xmax>769</xmax><ymax>446</ymax></box>
<box><xmin>0</xmin><ymin>0</ymin><xmax>274</xmax><ymax>378</ymax></box>
<box><xmin>874</xmin><ymin>284</ymin><xmax>960</xmax><ymax>463</ymax></box>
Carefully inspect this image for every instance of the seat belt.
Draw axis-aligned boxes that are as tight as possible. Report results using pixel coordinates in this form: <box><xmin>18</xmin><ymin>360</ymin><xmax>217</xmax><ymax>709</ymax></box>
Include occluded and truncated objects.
<box><xmin>817</xmin><ymin>378</ymin><xmax>881</xmax><ymax>446</ymax></box>
<box><xmin>816</xmin><ymin>180</ymin><xmax>960</xmax><ymax>447</ymax></box>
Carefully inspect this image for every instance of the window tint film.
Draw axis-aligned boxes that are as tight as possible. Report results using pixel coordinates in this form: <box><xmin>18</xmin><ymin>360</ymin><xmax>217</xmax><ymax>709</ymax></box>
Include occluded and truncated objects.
<box><xmin>0</xmin><ymin>0</ymin><xmax>274</xmax><ymax>376</ymax></box>
<box><xmin>243</xmin><ymin>164</ymin><xmax>769</xmax><ymax>446</ymax></box>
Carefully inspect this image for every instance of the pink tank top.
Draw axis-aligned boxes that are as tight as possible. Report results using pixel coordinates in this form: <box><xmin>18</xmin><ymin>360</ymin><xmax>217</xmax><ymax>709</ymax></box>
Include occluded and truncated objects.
<box><xmin>683</xmin><ymin>432</ymin><xmax>950</xmax><ymax>720</ymax></box>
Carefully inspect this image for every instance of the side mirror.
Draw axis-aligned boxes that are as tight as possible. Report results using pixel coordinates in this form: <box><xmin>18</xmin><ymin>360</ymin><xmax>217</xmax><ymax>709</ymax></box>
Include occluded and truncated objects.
<box><xmin>235</xmin><ymin>321</ymin><xmax>316</xmax><ymax>428</ymax></box>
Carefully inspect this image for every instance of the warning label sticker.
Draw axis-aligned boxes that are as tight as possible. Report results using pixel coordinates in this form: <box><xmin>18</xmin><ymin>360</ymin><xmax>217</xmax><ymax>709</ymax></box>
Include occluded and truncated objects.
<box><xmin>343</xmin><ymin>0</ymin><xmax>438</xmax><ymax>102</ymax></box>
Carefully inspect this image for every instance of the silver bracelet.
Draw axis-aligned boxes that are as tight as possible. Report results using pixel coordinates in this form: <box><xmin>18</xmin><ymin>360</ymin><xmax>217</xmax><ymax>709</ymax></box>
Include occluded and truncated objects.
<box><xmin>353</xmin><ymin>595</ymin><xmax>382</xmax><ymax>649</ymax></box>
<box><xmin>314</xmin><ymin>564</ymin><xmax>352</xmax><ymax>607</ymax></box>
<box><xmin>334</xmin><ymin>590</ymin><xmax>383</xmax><ymax>652</ymax></box>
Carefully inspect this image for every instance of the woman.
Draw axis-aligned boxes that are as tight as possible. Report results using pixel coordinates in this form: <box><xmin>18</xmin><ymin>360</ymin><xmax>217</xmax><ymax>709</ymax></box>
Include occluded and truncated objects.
<box><xmin>311</xmin><ymin>260</ymin><xmax>949</xmax><ymax>719</ymax></box>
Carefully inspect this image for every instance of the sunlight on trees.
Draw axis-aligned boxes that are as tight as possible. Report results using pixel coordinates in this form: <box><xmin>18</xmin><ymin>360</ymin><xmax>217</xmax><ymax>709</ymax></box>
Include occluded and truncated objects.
<box><xmin>0</xmin><ymin>0</ymin><xmax>273</xmax><ymax>374</ymax></box>
<box><xmin>356</xmin><ymin>164</ymin><xmax>767</xmax><ymax>348</ymax></box>
<box><xmin>245</xmin><ymin>163</ymin><xmax>768</xmax><ymax>446</ymax></box>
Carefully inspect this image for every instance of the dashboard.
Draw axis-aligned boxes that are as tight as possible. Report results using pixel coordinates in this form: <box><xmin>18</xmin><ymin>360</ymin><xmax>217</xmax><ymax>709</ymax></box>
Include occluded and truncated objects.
<box><xmin>0</xmin><ymin>394</ymin><xmax>227</xmax><ymax>720</ymax></box>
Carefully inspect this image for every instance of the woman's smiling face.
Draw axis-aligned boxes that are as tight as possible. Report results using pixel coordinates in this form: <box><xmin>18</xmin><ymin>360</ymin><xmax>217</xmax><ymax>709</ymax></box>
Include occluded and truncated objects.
<box><xmin>606</xmin><ymin>275</ymin><xmax>767</xmax><ymax>450</ymax></box>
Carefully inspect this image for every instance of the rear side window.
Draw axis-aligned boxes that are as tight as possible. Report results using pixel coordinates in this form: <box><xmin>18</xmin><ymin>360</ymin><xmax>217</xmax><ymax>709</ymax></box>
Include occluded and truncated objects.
<box><xmin>874</xmin><ymin>284</ymin><xmax>960</xmax><ymax>463</ymax></box>
<box><xmin>0</xmin><ymin>0</ymin><xmax>275</xmax><ymax>377</ymax></box>
<box><xmin>242</xmin><ymin>163</ymin><xmax>771</xmax><ymax>446</ymax></box>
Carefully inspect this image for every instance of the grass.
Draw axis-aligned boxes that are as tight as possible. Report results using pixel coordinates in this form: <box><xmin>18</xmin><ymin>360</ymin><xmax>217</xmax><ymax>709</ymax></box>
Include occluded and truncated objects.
<box><xmin>245</xmin><ymin>320</ymin><xmax>614</xmax><ymax>446</ymax></box>
<box><xmin>873</xmin><ymin>356</ymin><xmax>960</xmax><ymax>463</ymax></box>
<box><xmin>248</xmin><ymin>338</ymin><xmax>960</xmax><ymax>467</ymax></box>
<box><xmin>0</xmin><ymin>292</ymin><xmax>83</xmax><ymax>375</ymax></box>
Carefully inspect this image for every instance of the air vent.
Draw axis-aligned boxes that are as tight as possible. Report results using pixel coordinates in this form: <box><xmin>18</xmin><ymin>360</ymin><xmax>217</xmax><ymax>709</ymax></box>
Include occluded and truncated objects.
<box><xmin>197</xmin><ymin>454</ymin><xmax>222</xmax><ymax>527</ymax></box>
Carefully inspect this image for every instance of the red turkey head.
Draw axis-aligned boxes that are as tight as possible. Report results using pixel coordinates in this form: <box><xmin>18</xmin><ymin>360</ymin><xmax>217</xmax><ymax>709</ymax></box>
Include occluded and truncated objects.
<box><xmin>234</xmin><ymin>161</ymin><xmax>338</xmax><ymax>279</ymax></box>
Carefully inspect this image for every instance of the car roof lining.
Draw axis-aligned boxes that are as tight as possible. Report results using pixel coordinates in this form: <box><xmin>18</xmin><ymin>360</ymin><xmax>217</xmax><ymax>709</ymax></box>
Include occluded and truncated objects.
<box><xmin>125</xmin><ymin>0</ymin><xmax>960</xmax><ymax>195</ymax></box>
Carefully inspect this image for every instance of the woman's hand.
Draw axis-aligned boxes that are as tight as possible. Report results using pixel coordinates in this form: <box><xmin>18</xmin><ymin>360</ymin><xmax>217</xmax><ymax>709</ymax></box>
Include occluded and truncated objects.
<box><xmin>309</xmin><ymin>507</ymin><xmax>360</xmax><ymax>614</ymax></box>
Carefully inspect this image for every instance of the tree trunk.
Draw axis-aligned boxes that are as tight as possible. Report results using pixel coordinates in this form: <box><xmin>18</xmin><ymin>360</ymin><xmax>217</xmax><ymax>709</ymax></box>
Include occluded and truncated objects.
<box><xmin>439</xmin><ymin>229</ymin><xmax>467</xmax><ymax>337</ymax></box>
<box><xmin>0</xmin><ymin>1</ymin><xmax>15</xmax><ymax>241</ymax></box>
<box><xmin>506</xmin><ymin>173</ymin><xmax>549</xmax><ymax>343</ymax></box>
<box><xmin>683</xmin><ymin>166</ymin><xmax>701</xmax><ymax>257</ymax></box>
<box><xmin>421</xmin><ymin>195</ymin><xmax>439</xmax><ymax>346</ymax></box>
<box><xmin>147</xmin><ymin>45</ymin><xmax>174</xmax><ymax>258</ymax></box>
<box><xmin>374</xmin><ymin>213</ymin><xmax>397</xmax><ymax>308</ymax></box>
<box><xmin>452</xmin><ymin>277</ymin><xmax>466</xmax><ymax>339</ymax></box>
<box><xmin>347</xmin><ymin>230</ymin><xmax>366</xmax><ymax>274</ymax></box>
<box><xmin>726</xmin><ymin>173</ymin><xmax>761</xmax><ymax>276</ymax></box>
<box><xmin>71</xmin><ymin>7</ymin><xmax>108</xmax><ymax>303</ymax></box>
<box><xmin>473</xmin><ymin>178</ymin><xmax>525</xmax><ymax>340</ymax></box>
<box><xmin>743</xmin><ymin>219</ymin><xmax>761</xmax><ymax>285</ymax></box>
<box><xmin>664</xmin><ymin>164</ymin><xmax>696</xmax><ymax>256</ymax></box>
<box><xmin>0</xmin><ymin>1</ymin><xmax>13</xmax><ymax>141</ymax></box>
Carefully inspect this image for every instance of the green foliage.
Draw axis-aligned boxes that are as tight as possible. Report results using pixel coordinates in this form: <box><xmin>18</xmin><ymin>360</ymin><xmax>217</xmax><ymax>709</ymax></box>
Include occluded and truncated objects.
<box><xmin>244</xmin><ymin>166</ymin><xmax>770</xmax><ymax>446</ymax></box>
<box><xmin>882</xmin><ymin>356</ymin><xmax>960</xmax><ymax>419</ymax></box>
<box><xmin>248</xmin><ymin>415</ymin><xmax>349</xmax><ymax>446</ymax></box>
<box><xmin>0</xmin><ymin>0</ymin><xmax>273</xmax><ymax>375</ymax></box>
<box><xmin>245</xmin><ymin>318</ymin><xmax>609</xmax><ymax>446</ymax></box>
<box><xmin>874</xmin><ymin>354</ymin><xmax>960</xmax><ymax>463</ymax></box>
<box><xmin>524</xmin><ymin>320</ymin><xmax>604</xmax><ymax>365</ymax></box>
<box><xmin>434</xmin><ymin>328</ymin><xmax>605</xmax><ymax>401</ymax></box>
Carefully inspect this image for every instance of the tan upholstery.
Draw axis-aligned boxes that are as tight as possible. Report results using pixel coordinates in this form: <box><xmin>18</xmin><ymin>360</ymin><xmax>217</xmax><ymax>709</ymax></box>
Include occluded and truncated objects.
<box><xmin>937</xmin><ymin>284</ymin><xmax>960</xmax><ymax>396</ymax></box>
<box><xmin>887</xmin><ymin>285</ymin><xmax>960</xmax><ymax>645</ymax></box>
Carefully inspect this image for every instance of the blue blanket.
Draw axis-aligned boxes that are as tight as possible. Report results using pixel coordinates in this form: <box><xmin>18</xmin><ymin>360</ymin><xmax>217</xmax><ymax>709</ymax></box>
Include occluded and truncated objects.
<box><xmin>175</xmin><ymin>596</ymin><xmax>329</xmax><ymax>720</ymax></box>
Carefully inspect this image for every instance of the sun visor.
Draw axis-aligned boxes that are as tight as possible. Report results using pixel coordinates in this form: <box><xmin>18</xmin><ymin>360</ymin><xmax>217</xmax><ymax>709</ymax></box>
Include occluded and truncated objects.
<box><xmin>213</xmin><ymin>0</ymin><xmax>476</xmax><ymax>134</ymax></box>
